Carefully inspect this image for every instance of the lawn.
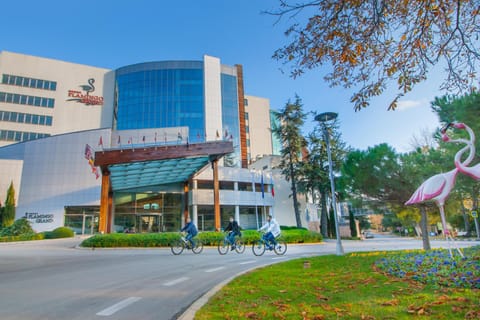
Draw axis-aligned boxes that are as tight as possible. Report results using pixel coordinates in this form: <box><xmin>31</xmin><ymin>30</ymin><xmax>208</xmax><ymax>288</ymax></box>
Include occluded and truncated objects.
<box><xmin>195</xmin><ymin>246</ymin><xmax>480</xmax><ymax>319</ymax></box>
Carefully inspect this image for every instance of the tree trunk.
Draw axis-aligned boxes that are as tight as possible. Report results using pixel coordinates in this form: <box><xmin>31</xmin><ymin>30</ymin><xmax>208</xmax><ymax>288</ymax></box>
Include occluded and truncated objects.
<box><xmin>289</xmin><ymin>161</ymin><xmax>302</xmax><ymax>228</ymax></box>
<box><xmin>419</xmin><ymin>206</ymin><xmax>431</xmax><ymax>251</ymax></box>
<box><xmin>461</xmin><ymin>201</ymin><xmax>471</xmax><ymax>237</ymax></box>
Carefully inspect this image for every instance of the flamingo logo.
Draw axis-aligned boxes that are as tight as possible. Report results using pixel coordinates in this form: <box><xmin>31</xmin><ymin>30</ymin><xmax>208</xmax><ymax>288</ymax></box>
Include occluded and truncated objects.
<box><xmin>67</xmin><ymin>78</ymin><xmax>104</xmax><ymax>106</ymax></box>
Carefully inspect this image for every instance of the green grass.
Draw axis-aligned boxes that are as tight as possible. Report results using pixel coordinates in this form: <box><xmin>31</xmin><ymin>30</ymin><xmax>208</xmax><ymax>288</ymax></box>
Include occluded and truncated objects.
<box><xmin>195</xmin><ymin>249</ymin><xmax>480</xmax><ymax>319</ymax></box>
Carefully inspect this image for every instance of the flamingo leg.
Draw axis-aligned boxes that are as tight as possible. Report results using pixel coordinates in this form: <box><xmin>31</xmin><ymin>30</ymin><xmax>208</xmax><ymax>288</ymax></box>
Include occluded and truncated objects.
<box><xmin>438</xmin><ymin>205</ymin><xmax>464</xmax><ymax>258</ymax></box>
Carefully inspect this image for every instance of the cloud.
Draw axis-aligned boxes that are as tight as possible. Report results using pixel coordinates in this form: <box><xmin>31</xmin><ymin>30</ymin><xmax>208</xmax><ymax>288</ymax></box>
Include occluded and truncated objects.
<box><xmin>396</xmin><ymin>99</ymin><xmax>429</xmax><ymax>111</ymax></box>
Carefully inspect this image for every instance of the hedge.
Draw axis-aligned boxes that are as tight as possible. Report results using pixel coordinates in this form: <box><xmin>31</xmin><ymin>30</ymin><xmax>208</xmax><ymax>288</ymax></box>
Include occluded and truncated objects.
<box><xmin>80</xmin><ymin>228</ymin><xmax>322</xmax><ymax>248</ymax></box>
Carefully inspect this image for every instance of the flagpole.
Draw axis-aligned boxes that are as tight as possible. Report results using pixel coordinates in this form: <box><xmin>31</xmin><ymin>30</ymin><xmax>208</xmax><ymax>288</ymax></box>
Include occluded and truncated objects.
<box><xmin>261</xmin><ymin>171</ymin><xmax>265</xmax><ymax>220</ymax></box>
<box><xmin>252</xmin><ymin>170</ymin><xmax>259</xmax><ymax>229</ymax></box>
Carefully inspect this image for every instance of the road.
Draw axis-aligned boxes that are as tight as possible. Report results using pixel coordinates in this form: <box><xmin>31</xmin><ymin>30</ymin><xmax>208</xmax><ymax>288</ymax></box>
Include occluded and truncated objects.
<box><xmin>0</xmin><ymin>236</ymin><xmax>478</xmax><ymax>320</ymax></box>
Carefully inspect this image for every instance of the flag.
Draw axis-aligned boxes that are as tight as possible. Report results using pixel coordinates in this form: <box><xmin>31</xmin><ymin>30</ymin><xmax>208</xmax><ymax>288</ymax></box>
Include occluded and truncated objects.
<box><xmin>261</xmin><ymin>172</ymin><xmax>265</xmax><ymax>199</ymax></box>
<box><xmin>270</xmin><ymin>174</ymin><xmax>275</xmax><ymax>197</ymax></box>
<box><xmin>98</xmin><ymin>136</ymin><xmax>103</xmax><ymax>147</ymax></box>
<box><xmin>216</xmin><ymin>130</ymin><xmax>220</xmax><ymax>139</ymax></box>
<box><xmin>164</xmin><ymin>131</ymin><xmax>167</xmax><ymax>143</ymax></box>
<box><xmin>142</xmin><ymin>135</ymin><xmax>145</xmax><ymax>143</ymax></box>
<box><xmin>224</xmin><ymin>129</ymin><xmax>228</xmax><ymax>139</ymax></box>
<box><xmin>154</xmin><ymin>132</ymin><xmax>157</xmax><ymax>144</ymax></box>
<box><xmin>84</xmin><ymin>144</ymin><xmax>93</xmax><ymax>160</ymax></box>
<box><xmin>117</xmin><ymin>135</ymin><xmax>121</xmax><ymax>145</ymax></box>
<box><xmin>84</xmin><ymin>144</ymin><xmax>100</xmax><ymax>179</ymax></box>
<box><xmin>177</xmin><ymin>131</ymin><xmax>183</xmax><ymax>143</ymax></box>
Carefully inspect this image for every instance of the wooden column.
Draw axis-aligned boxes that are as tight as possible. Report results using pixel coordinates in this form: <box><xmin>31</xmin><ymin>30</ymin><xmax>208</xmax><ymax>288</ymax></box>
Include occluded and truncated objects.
<box><xmin>183</xmin><ymin>181</ymin><xmax>189</xmax><ymax>222</ymax></box>
<box><xmin>212</xmin><ymin>159</ymin><xmax>220</xmax><ymax>231</ymax></box>
<box><xmin>99</xmin><ymin>171</ymin><xmax>111</xmax><ymax>234</ymax></box>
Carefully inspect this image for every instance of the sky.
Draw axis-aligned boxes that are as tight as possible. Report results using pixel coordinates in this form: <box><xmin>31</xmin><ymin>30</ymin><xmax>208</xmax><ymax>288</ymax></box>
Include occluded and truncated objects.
<box><xmin>0</xmin><ymin>0</ymin><xmax>444</xmax><ymax>153</ymax></box>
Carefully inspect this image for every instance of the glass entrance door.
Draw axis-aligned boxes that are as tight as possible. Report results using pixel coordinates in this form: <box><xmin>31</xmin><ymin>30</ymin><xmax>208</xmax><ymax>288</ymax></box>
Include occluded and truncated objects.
<box><xmin>82</xmin><ymin>215</ymin><xmax>95</xmax><ymax>235</ymax></box>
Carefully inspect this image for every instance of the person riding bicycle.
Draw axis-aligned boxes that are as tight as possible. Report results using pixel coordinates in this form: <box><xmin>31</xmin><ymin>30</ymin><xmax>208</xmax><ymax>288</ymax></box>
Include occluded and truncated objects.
<box><xmin>258</xmin><ymin>214</ymin><xmax>281</xmax><ymax>250</ymax></box>
<box><xmin>181</xmin><ymin>216</ymin><xmax>198</xmax><ymax>248</ymax></box>
<box><xmin>224</xmin><ymin>216</ymin><xmax>241</xmax><ymax>250</ymax></box>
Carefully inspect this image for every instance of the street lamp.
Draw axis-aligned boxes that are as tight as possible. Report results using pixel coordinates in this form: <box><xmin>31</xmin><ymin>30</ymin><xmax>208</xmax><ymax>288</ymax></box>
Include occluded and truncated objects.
<box><xmin>315</xmin><ymin>112</ymin><xmax>344</xmax><ymax>255</ymax></box>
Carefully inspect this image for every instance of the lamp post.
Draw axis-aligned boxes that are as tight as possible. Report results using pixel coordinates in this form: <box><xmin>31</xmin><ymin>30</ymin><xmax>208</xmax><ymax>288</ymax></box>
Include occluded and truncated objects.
<box><xmin>315</xmin><ymin>112</ymin><xmax>344</xmax><ymax>255</ymax></box>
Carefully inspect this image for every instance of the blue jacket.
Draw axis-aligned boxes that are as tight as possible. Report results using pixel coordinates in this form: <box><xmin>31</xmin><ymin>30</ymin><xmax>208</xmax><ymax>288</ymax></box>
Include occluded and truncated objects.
<box><xmin>181</xmin><ymin>222</ymin><xmax>198</xmax><ymax>236</ymax></box>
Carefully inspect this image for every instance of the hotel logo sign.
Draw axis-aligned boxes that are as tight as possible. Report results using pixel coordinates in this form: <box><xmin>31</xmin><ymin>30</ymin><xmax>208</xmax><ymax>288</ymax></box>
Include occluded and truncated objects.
<box><xmin>67</xmin><ymin>78</ymin><xmax>104</xmax><ymax>106</ymax></box>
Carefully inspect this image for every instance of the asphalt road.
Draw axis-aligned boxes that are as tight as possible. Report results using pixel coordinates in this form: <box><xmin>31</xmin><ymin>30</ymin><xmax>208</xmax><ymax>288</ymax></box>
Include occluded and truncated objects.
<box><xmin>0</xmin><ymin>236</ymin><xmax>478</xmax><ymax>320</ymax></box>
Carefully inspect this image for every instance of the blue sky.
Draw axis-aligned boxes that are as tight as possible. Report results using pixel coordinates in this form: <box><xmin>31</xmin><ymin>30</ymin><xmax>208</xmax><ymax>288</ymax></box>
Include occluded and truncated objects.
<box><xmin>1</xmin><ymin>0</ymin><xmax>442</xmax><ymax>152</ymax></box>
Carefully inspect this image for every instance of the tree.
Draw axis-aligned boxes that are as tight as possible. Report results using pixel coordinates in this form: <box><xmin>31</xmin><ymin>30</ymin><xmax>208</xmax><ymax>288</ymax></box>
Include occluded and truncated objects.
<box><xmin>270</xmin><ymin>0</ymin><xmax>480</xmax><ymax>111</ymax></box>
<box><xmin>349</xmin><ymin>210</ymin><xmax>358</xmax><ymax>238</ymax></box>
<box><xmin>2</xmin><ymin>182</ymin><xmax>16</xmax><ymax>227</ymax></box>
<box><xmin>272</xmin><ymin>95</ymin><xmax>307</xmax><ymax>227</ymax></box>
<box><xmin>300</xmin><ymin>116</ymin><xmax>347</xmax><ymax>237</ymax></box>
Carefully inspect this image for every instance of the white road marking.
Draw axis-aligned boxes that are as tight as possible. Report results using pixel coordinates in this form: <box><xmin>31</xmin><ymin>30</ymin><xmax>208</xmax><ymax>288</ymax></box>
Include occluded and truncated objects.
<box><xmin>163</xmin><ymin>277</ymin><xmax>189</xmax><ymax>286</ymax></box>
<box><xmin>239</xmin><ymin>260</ymin><xmax>256</xmax><ymax>265</ymax></box>
<box><xmin>205</xmin><ymin>266</ymin><xmax>225</xmax><ymax>273</ymax></box>
<box><xmin>96</xmin><ymin>297</ymin><xmax>142</xmax><ymax>316</ymax></box>
<box><xmin>272</xmin><ymin>256</ymin><xmax>286</xmax><ymax>260</ymax></box>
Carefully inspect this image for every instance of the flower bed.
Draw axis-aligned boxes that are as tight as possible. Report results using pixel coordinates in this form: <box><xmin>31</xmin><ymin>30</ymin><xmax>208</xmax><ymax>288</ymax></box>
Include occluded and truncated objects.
<box><xmin>375</xmin><ymin>246</ymin><xmax>480</xmax><ymax>289</ymax></box>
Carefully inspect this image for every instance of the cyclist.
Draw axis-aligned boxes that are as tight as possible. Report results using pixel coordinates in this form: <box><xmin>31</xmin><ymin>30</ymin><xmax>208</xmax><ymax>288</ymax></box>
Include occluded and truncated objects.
<box><xmin>181</xmin><ymin>216</ymin><xmax>198</xmax><ymax>248</ymax></box>
<box><xmin>258</xmin><ymin>214</ymin><xmax>281</xmax><ymax>250</ymax></box>
<box><xmin>224</xmin><ymin>216</ymin><xmax>241</xmax><ymax>250</ymax></box>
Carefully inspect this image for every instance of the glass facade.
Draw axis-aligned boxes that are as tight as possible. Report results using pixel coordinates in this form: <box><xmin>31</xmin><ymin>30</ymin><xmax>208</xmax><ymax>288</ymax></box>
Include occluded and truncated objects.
<box><xmin>114</xmin><ymin>61</ymin><xmax>205</xmax><ymax>142</ymax></box>
<box><xmin>221</xmin><ymin>74</ymin><xmax>240</xmax><ymax>167</ymax></box>
<box><xmin>110</xmin><ymin>59</ymin><xmax>244</xmax><ymax>232</ymax></box>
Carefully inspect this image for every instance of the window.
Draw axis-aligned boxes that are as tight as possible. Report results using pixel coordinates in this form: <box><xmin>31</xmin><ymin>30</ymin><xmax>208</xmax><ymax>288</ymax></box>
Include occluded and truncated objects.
<box><xmin>1</xmin><ymin>74</ymin><xmax>57</xmax><ymax>91</ymax></box>
<box><xmin>9</xmin><ymin>112</ymin><xmax>18</xmax><ymax>122</ymax></box>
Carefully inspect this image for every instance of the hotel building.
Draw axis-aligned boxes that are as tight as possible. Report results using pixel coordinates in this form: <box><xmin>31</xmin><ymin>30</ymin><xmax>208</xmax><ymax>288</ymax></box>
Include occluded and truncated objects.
<box><xmin>0</xmin><ymin>51</ymin><xmax>309</xmax><ymax>233</ymax></box>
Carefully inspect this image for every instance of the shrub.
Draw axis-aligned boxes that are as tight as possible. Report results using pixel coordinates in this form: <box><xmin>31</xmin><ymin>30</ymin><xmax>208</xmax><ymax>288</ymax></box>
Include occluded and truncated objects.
<box><xmin>0</xmin><ymin>218</ymin><xmax>34</xmax><ymax>236</ymax></box>
<box><xmin>44</xmin><ymin>227</ymin><xmax>74</xmax><ymax>239</ymax></box>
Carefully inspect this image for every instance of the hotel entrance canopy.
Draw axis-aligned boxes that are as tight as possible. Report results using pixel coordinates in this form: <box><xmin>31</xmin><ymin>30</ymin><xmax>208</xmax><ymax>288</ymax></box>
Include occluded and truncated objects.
<box><xmin>94</xmin><ymin>141</ymin><xmax>234</xmax><ymax>232</ymax></box>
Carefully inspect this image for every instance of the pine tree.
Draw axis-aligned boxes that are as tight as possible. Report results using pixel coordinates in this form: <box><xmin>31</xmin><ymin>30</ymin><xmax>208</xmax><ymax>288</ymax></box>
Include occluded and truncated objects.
<box><xmin>2</xmin><ymin>182</ymin><xmax>16</xmax><ymax>227</ymax></box>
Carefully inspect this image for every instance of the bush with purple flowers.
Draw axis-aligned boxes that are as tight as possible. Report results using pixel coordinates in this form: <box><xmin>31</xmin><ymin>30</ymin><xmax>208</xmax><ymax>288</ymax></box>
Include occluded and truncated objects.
<box><xmin>375</xmin><ymin>245</ymin><xmax>480</xmax><ymax>289</ymax></box>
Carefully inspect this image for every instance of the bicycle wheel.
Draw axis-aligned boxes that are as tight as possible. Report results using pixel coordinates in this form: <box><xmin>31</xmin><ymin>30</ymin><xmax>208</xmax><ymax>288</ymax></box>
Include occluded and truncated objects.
<box><xmin>252</xmin><ymin>240</ymin><xmax>265</xmax><ymax>256</ymax></box>
<box><xmin>170</xmin><ymin>239</ymin><xmax>185</xmax><ymax>255</ymax></box>
<box><xmin>192</xmin><ymin>239</ymin><xmax>204</xmax><ymax>254</ymax></box>
<box><xmin>217</xmin><ymin>239</ymin><xmax>229</xmax><ymax>255</ymax></box>
<box><xmin>273</xmin><ymin>240</ymin><xmax>287</xmax><ymax>255</ymax></box>
<box><xmin>234</xmin><ymin>238</ymin><xmax>245</xmax><ymax>254</ymax></box>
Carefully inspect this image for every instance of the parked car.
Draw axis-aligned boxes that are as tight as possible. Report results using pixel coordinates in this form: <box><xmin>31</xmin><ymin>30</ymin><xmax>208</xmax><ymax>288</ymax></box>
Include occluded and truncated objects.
<box><xmin>363</xmin><ymin>231</ymin><xmax>374</xmax><ymax>239</ymax></box>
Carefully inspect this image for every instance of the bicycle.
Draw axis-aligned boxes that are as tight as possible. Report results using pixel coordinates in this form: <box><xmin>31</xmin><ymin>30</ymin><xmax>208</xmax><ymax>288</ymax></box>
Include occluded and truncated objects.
<box><xmin>217</xmin><ymin>232</ymin><xmax>245</xmax><ymax>255</ymax></box>
<box><xmin>170</xmin><ymin>233</ymin><xmax>203</xmax><ymax>255</ymax></box>
<box><xmin>252</xmin><ymin>231</ymin><xmax>287</xmax><ymax>256</ymax></box>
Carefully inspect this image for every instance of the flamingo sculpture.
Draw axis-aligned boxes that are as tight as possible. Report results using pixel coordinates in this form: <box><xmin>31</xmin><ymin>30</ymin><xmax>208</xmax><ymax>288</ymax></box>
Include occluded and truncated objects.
<box><xmin>79</xmin><ymin>78</ymin><xmax>95</xmax><ymax>96</ymax></box>
<box><xmin>405</xmin><ymin>122</ymin><xmax>474</xmax><ymax>257</ymax></box>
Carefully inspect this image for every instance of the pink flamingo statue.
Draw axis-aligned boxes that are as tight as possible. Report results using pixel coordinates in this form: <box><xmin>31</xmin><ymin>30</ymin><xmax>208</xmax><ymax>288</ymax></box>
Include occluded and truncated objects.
<box><xmin>405</xmin><ymin>123</ymin><xmax>474</xmax><ymax>257</ymax></box>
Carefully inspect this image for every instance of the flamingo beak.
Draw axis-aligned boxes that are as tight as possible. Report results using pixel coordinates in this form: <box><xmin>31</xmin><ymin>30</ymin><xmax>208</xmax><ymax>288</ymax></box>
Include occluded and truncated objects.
<box><xmin>440</xmin><ymin>123</ymin><xmax>452</xmax><ymax>134</ymax></box>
